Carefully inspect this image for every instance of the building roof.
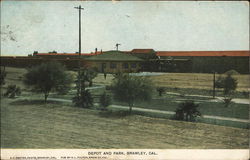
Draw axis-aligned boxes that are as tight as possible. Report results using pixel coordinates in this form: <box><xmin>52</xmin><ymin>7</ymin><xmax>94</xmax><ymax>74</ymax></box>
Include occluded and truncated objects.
<box><xmin>34</xmin><ymin>52</ymin><xmax>102</xmax><ymax>56</ymax></box>
<box><xmin>131</xmin><ymin>49</ymin><xmax>155</xmax><ymax>54</ymax></box>
<box><xmin>156</xmin><ymin>51</ymin><xmax>249</xmax><ymax>57</ymax></box>
<box><xmin>85</xmin><ymin>50</ymin><xmax>144</xmax><ymax>61</ymax></box>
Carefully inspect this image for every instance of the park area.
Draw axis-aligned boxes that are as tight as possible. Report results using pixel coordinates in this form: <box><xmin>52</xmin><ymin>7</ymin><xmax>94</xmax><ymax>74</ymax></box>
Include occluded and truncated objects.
<box><xmin>1</xmin><ymin>67</ymin><xmax>249</xmax><ymax>148</ymax></box>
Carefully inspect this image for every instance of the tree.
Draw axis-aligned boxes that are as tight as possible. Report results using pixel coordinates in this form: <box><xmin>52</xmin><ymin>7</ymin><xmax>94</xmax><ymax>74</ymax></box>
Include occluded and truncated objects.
<box><xmin>111</xmin><ymin>73</ymin><xmax>153</xmax><ymax>113</ymax></box>
<box><xmin>223</xmin><ymin>73</ymin><xmax>237</xmax><ymax>95</ymax></box>
<box><xmin>72</xmin><ymin>68</ymin><xmax>97</xmax><ymax>108</ymax></box>
<box><xmin>0</xmin><ymin>68</ymin><xmax>7</xmax><ymax>86</ymax></box>
<box><xmin>174</xmin><ymin>100</ymin><xmax>201</xmax><ymax>122</ymax></box>
<box><xmin>215</xmin><ymin>73</ymin><xmax>238</xmax><ymax>107</ymax></box>
<box><xmin>215</xmin><ymin>73</ymin><xmax>238</xmax><ymax>95</ymax></box>
<box><xmin>24</xmin><ymin>62</ymin><xmax>73</xmax><ymax>103</ymax></box>
<box><xmin>99</xmin><ymin>92</ymin><xmax>111</xmax><ymax>110</ymax></box>
<box><xmin>85</xmin><ymin>68</ymin><xmax>98</xmax><ymax>87</ymax></box>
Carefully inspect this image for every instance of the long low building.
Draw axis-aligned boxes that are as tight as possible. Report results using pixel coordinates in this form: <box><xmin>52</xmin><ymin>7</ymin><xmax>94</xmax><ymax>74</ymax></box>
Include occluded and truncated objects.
<box><xmin>1</xmin><ymin>49</ymin><xmax>249</xmax><ymax>73</ymax></box>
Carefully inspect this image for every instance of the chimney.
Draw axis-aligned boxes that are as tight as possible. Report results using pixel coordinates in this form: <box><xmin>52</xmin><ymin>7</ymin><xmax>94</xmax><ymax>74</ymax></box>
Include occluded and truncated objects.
<box><xmin>95</xmin><ymin>48</ymin><xmax>97</xmax><ymax>54</ymax></box>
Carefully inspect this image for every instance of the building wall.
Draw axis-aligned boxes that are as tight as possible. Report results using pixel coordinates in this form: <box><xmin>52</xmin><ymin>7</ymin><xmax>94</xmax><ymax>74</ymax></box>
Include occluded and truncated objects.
<box><xmin>88</xmin><ymin>61</ymin><xmax>142</xmax><ymax>73</ymax></box>
<box><xmin>0</xmin><ymin>57</ymin><xmax>89</xmax><ymax>70</ymax></box>
<box><xmin>1</xmin><ymin>55</ymin><xmax>248</xmax><ymax>74</ymax></box>
<box><xmin>190</xmin><ymin>56</ymin><xmax>249</xmax><ymax>73</ymax></box>
<box><xmin>158</xmin><ymin>56</ymin><xmax>249</xmax><ymax>73</ymax></box>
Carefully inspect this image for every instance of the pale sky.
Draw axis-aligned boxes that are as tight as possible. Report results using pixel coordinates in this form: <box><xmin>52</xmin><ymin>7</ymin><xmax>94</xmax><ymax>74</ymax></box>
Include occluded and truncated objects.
<box><xmin>1</xmin><ymin>1</ymin><xmax>249</xmax><ymax>56</ymax></box>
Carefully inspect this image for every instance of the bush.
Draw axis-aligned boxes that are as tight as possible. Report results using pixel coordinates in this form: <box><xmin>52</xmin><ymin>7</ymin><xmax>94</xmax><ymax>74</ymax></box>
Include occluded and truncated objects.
<box><xmin>224</xmin><ymin>70</ymin><xmax>240</xmax><ymax>75</ymax></box>
<box><xmin>223</xmin><ymin>97</ymin><xmax>233</xmax><ymax>107</ymax></box>
<box><xmin>99</xmin><ymin>92</ymin><xmax>111</xmax><ymax>110</ymax></box>
<box><xmin>215</xmin><ymin>76</ymin><xmax>224</xmax><ymax>89</ymax></box>
<box><xmin>242</xmin><ymin>91</ymin><xmax>249</xmax><ymax>98</ymax></box>
<box><xmin>4</xmin><ymin>85</ymin><xmax>21</xmax><ymax>98</ymax></box>
<box><xmin>73</xmin><ymin>68</ymin><xmax>97</xmax><ymax>108</ymax></box>
<box><xmin>72</xmin><ymin>89</ymin><xmax>93</xmax><ymax>108</ymax></box>
<box><xmin>0</xmin><ymin>68</ymin><xmax>7</xmax><ymax>86</ymax></box>
<box><xmin>174</xmin><ymin>100</ymin><xmax>201</xmax><ymax>122</ymax></box>
<box><xmin>156</xmin><ymin>87</ymin><xmax>166</xmax><ymax>96</ymax></box>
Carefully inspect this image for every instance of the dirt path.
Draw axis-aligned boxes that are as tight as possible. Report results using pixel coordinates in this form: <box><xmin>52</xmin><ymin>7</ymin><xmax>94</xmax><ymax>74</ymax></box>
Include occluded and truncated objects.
<box><xmin>47</xmin><ymin>97</ymin><xmax>249</xmax><ymax>123</ymax></box>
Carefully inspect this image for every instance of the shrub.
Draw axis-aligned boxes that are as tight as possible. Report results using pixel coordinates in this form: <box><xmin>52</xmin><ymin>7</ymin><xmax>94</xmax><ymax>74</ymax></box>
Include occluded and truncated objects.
<box><xmin>72</xmin><ymin>89</ymin><xmax>93</xmax><ymax>108</ymax></box>
<box><xmin>174</xmin><ymin>100</ymin><xmax>201</xmax><ymax>122</ymax></box>
<box><xmin>4</xmin><ymin>85</ymin><xmax>21</xmax><ymax>98</ymax></box>
<box><xmin>73</xmin><ymin>68</ymin><xmax>97</xmax><ymax>108</ymax></box>
<box><xmin>242</xmin><ymin>91</ymin><xmax>249</xmax><ymax>98</ymax></box>
<box><xmin>215</xmin><ymin>76</ymin><xmax>224</xmax><ymax>89</ymax></box>
<box><xmin>0</xmin><ymin>68</ymin><xmax>7</xmax><ymax>86</ymax></box>
<box><xmin>224</xmin><ymin>70</ymin><xmax>240</xmax><ymax>75</ymax></box>
<box><xmin>99</xmin><ymin>92</ymin><xmax>111</xmax><ymax>110</ymax></box>
<box><xmin>156</xmin><ymin>87</ymin><xmax>166</xmax><ymax>96</ymax></box>
<box><xmin>223</xmin><ymin>97</ymin><xmax>233</xmax><ymax>107</ymax></box>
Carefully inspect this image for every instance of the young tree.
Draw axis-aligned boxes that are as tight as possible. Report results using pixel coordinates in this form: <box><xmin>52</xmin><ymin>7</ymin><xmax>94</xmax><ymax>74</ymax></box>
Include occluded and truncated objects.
<box><xmin>72</xmin><ymin>89</ymin><xmax>93</xmax><ymax>108</ymax></box>
<box><xmin>72</xmin><ymin>68</ymin><xmax>97</xmax><ymax>108</ymax></box>
<box><xmin>24</xmin><ymin>62</ymin><xmax>73</xmax><ymax>103</ymax></box>
<box><xmin>215</xmin><ymin>73</ymin><xmax>238</xmax><ymax>95</ymax></box>
<box><xmin>223</xmin><ymin>73</ymin><xmax>238</xmax><ymax>95</ymax></box>
<box><xmin>174</xmin><ymin>100</ymin><xmax>201</xmax><ymax>122</ymax></box>
<box><xmin>215</xmin><ymin>73</ymin><xmax>238</xmax><ymax>107</ymax></box>
<box><xmin>112</xmin><ymin>73</ymin><xmax>153</xmax><ymax>113</ymax></box>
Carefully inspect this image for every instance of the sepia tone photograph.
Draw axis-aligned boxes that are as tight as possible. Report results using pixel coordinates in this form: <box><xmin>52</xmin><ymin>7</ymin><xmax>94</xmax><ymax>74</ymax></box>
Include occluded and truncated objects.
<box><xmin>0</xmin><ymin>1</ymin><xmax>249</xmax><ymax>159</ymax></box>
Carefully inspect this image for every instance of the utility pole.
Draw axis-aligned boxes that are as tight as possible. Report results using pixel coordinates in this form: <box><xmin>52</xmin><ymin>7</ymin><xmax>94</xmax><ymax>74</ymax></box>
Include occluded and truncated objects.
<box><xmin>74</xmin><ymin>5</ymin><xmax>84</xmax><ymax>97</ymax></box>
<box><xmin>116</xmin><ymin>43</ymin><xmax>121</xmax><ymax>51</ymax></box>
<box><xmin>74</xmin><ymin>5</ymin><xmax>84</xmax><ymax>56</ymax></box>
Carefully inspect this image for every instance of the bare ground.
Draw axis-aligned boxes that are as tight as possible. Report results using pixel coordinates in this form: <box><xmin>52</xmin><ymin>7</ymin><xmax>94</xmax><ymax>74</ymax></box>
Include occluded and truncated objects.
<box><xmin>1</xmin><ymin>98</ymin><xmax>249</xmax><ymax>149</ymax></box>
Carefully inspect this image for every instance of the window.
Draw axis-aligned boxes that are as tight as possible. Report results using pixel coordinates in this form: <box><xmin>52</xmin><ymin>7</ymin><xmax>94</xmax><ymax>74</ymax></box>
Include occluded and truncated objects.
<box><xmin>131</xmin><ymin>63</ymin><xmax>137</xmax><ymax>68</ymax></box>
<box><xmin>110</xmin><ymin>63</ymin><xmax>117</xmax><ymax>69</ymax></box>
<box><xmin>122</xmin><ymin>63</ymin><xmax>129</xmax><ymax>69</ymax></box>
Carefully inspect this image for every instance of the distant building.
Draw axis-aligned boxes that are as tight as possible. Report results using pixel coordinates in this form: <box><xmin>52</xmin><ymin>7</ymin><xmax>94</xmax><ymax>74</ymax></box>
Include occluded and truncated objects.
<box><xmin>85</xmin><ymin>50</ymin><xmax>143</xmax><ymax>73</ymax></box>
<box><xmin>1</xmin><ymin>49</ymin><xmax>249</xmax><ymax>73</ymax></box>
<box><xmin>155</xmin><ymin>51</ymin><xmax>249</xmax><ymax>73</ymax></box>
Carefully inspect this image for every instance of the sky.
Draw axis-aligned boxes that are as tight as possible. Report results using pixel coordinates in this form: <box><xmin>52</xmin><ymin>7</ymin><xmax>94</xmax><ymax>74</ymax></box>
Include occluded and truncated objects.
<box><xmin>1</xmin><ymin>1</ymin><xmax>249</xmax><ymax>56</ymax></box>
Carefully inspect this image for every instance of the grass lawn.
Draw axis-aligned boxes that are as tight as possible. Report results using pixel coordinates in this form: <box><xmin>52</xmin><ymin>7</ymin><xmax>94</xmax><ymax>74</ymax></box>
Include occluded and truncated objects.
<box><xmin>1</xmin><ymin>67</ymin><xmax>249</xmax><ymax>148</ymax></box>
<box><xmin>147</xmin><ymin>73</ymin><xmax>249</xmax><ymax>92</ymax></box>
<box><xmin>112</xmin><ymin>99</ymin><xmax>249</xmax><ymax>120</ymax></box>
<box><xmin>43</xmin><ymin>87</ymin><xmax>249</xmax><ymax>120</ymax></box>
<box><xmin>1</xmin><ymin>98</ymin><xmax>249</xmax><ymax>149</ymax></box>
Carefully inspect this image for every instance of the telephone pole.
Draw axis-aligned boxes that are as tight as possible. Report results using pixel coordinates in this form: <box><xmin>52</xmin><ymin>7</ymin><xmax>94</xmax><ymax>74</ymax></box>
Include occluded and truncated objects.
<box><xmin>74</xmin><ymin>5</ymin><xmax>84</xmax><ymax>56</ymax></box>
<box><xmin>74</xmin><ymin>5</ymin><xmax>84</xmax><ymax>97</ymax></box>
<box><xmin>213</xmin><ymin>71</ymin><xmax>216</xmax><ymax>98</ymax></box>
